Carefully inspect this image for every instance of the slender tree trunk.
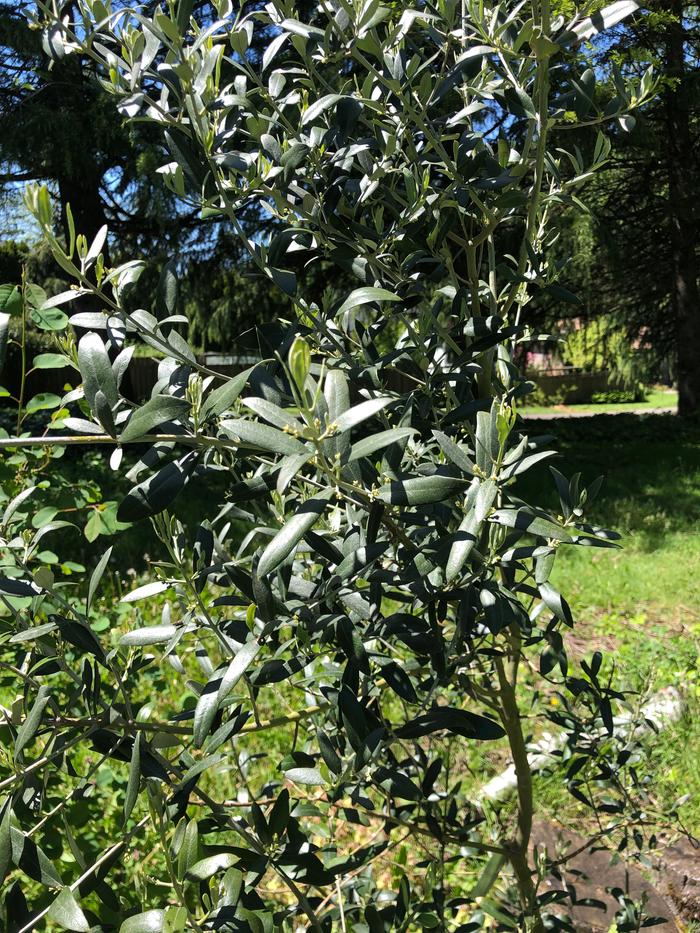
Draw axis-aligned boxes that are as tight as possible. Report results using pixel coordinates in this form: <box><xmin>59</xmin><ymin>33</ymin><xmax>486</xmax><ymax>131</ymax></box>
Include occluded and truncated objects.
<box><xmin>53</xmin><ymin>41</ymin><xmax>109</xmax><ymax>258</ymax></box>
<box><xmin>663</xmin><ymin>0</ymin><xmax>700</xmax><ymax>415</ymax></box>
<box><xmin>58</xmin><ymin>170</ymin><xmax>108</xmax><ymax>257</ymax></box>
<box><xmin>54</xmin><ymin>16</ymin><xmax>110</xmax><ymax>321</ymax></box>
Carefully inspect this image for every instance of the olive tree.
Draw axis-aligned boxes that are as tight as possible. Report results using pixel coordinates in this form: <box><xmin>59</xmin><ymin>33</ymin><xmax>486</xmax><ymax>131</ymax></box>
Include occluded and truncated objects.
<box><xmin>0</xmin><ymin>0</ymin><xmax>658</xmax><ymax>930</ymax></box>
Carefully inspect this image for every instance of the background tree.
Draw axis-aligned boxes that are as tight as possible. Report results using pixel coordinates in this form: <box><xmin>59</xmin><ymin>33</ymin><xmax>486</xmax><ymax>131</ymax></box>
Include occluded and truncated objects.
<box><xmin>534</xmin><ymin>0</ymin><xmax>700</xmax><ymax>411</ymax></box>
<box><xmin>3</xmin><ymin>0</ymin><xmax>697</xmax><ymax>390</ymax></box>
<box><xmin>0</xmin><ymin>1</ymin><xmax>661</xmax><ymax>931</ymax></box>
<box><xmin>0</xmin><ymin>0</ymin><xmax>286</xmax><ymax>346</ymax></box>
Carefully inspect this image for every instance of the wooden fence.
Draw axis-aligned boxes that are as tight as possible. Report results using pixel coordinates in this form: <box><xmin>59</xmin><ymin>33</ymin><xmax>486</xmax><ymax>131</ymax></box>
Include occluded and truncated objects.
<box><xmin>0</xmin><ymin>348</ymin><xmax>622</xmax><ymax>408</ymax></box>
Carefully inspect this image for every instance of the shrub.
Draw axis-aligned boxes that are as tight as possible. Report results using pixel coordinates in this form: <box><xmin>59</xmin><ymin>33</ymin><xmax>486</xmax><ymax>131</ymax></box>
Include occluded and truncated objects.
<box><xmin>527</xmin><ymin>382</ymin><xmax>574</xmax><ymax>408</ymax></box>
<box><xmin>590</xmin><ymin>388</ymin><xmax>648</xmax><ymax>404</ymax></box>
<box><xmin>0</xmin><ymin>2</ymin><xmax>659</xmax><ymax>931</ymax></box>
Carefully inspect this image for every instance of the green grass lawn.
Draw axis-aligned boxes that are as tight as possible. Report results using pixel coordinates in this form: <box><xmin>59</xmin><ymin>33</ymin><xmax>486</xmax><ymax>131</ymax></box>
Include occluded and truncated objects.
<box><xmin>519</xmin><ymin>388</ymin><xmax>678</xmax><ymax>417</ymax></box>
<box><xmin>518</xmin><ymin>412</ymin><xmax>700</xmax><ymax>618</ymax></box>
<box><xmin>518</xmin><ymin>412</ymin><xmax>700</xmax><ymax>834</ymax></box>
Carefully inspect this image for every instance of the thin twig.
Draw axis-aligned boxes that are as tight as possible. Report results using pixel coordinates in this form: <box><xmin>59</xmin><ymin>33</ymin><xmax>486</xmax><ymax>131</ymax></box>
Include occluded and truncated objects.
<box><xmin>17</xmin><ymin>815</ymin><xmax>151</xmax><ymax>933</ymax></box>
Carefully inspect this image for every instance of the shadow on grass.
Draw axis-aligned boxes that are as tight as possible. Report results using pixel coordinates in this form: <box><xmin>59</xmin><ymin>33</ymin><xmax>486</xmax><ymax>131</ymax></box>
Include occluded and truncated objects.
<box><xmin>3</xmin><ymin>409</ymin><xmax>697</xmax><ymax>569</ymax></box>
<box><xmin>517</xmin><ymin>413</ymin><xmax>700</xmax><ymax>551</ymax></box>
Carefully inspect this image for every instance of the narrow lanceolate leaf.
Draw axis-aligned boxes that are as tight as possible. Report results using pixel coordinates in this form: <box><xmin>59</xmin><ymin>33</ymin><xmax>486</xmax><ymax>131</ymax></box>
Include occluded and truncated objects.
<box><xmin>120</xmin><ymin>395</ymin><xmax>190</xmax><ymax>443</ymax></box>
<box><xmin>563</xmin><ymin>0</ymin><xmax>639</xmax><ymax>42</ymax></box>
<box><xmin>262</xmin><ymin>30</ymin><xmax>287</xmax><ymax>70</ymax></box>
<box><xmin>501</xmin><ymin>450</ymin><xmax>555</xmax><ymax>481</ymax></box>
<box><xmin>396</xmin><ymin>707</ymin><xmax>505</xmax><ymax>740</ymax></box>
<box><xmin>475</xmin><ymin>478</ymin><xmax>497</xmax><ymax>523</ymax></box>
<box><xmin>46</xmin><ymin>887</ymin><xmax>90</xmax><ymax>932</ymax></box>
<box><xmin>201</xmin><ymin>365</ymin><xmax>256</xmax><ymax>419</ymax></box>
<box><xmin>434</xmin><ymin>46</ymin><xmax>494</xmax><ymax>100</ymax></box>
<box><xmin>332</xmin><ymin>397</ymin><xmax>394</xmax><ymax>435</ymax></box>
<box><xmin>9</xmin><ymin>622</ymin><xmax>57</xmax><ymax>644</ymax></box>
<box><xmin>85</xmin><ymin>225</ymin><xmax>108</xmax><ymax>267</ymax></box>
<box><xmin>175</xmin><ymin>754</ymin><xmax>224</xmax><ymax>790</ymax></box>
<box><xmin>257</xmin><ymin>491</ymin><xmax>333</xmax><ymax>577</ymax></box>
<box><xmin>381</xmin><ymin>662</ymin><xmax>418</xmax><ymax>703</ymax></box>
<box><xmin>324</xmin><ymin>370</ymin><xmax>350</xmax><ymax>419</ymax></box>
<box><xmin>242</xmin><ymin>397</ymin><xmax>303</xmax><ymax>431</ymax></box>
<box><xmin>78</xmin><ymin>332</ymin><xmax>118</xmax><ymax>410</ymax></box>
<box><xmin>470</xmin><ymin>852</ymin><xmax>507</xmax><ymax>898</ymax></box>
<box><xmin>176</xmin><ymin>819</ymin><xmax>199</xmax><ymax>881</ymax></box>
<box><xmin>432</xmin><ymin>431</ymin><xmax>475</xmax><ymax>474</ymax></box>
<box><xmin>0</xmin><ymin>798</ymin><xmax>11</xmax><ymax>884</ymax></box>
<box><xmin>324</xmin><ymin>369</ymin><xmax>351</xmax><ymax>459</ymax></box>
<box><xmin>377</xmin><ymin>475</ymin><xmax>466</xmax><ymax>506</ymax></box>
<box><xmin>334</xmin><ymin>543</ymin><xmax>389</xmax><ymax>581</ymax></box>
<box><xmin>121</xmin><ymin>581</ymin><xmax>170</xmax><ymax>603</ymax></box>
<box><xmin>62</xmin><ymin>417</ymin><xmax>106</xmax><ymax>435</ymax></box>
<box><xmin>0</xmin><ymin>313</ymin><xmax>10</xmax><ymax>375</ymax></box>
<box><xmin>87</xmin><ymin>546</ymin><xmax>112</xmax><ymax>614</ymax></box>
<box><xmin>348</xmin><ymin>427</ymin><xmax>417</xmax><ymax>462</ymax></box>
<box><xmin>119</xmin><ymin>911</ymin><xmax>165</xmax><ymax>933</ymax></box>
<box><xmin>0</xmin><ymin>578</ymin><xmax>40</xmax><ymax>597</ymax></box>
<box><xmin>15</xmin><ymin>686</ymin><xmax>51</xmax><ymax>759</ymax></box>
<box><xmin>301</xmin><ymin>93</ymin><xmax>343</xmax><ymax>125</ymax></box>
<box><xmin>220</xmin><ymin>418</ymin><xmax>307</xmax><ymax>455</ymax></box>
<box><xmin>3</xmin><ymin>486</ymin><xmax>37</xmax><ymax>529</ymax></box>
<box><xmin>112</xmin><ymin>346</ymin><xmax>134</xmax><ymax>391</ymax></box>
<box><xmin>539</xmin><ymin>582</ymin><xmax>573</xmax><ymax>626</ymax></box>
<box><xmin>446</xmin><ymin>512</ymin><xmax>480</xmax><ymax>583</ymax></box>
<box><xmin>475</xmin><ymin>406</ymin><xmax>499</xmax><ymax>473</ymax></box>
<box><xmin>10</xmin><ymin>826</ymin><xmax>63</xmax><ymax>887</ymax></box>
<box><xmin>186</xmin><ymin>853</ymin><xmax>237</xmax><ymax>881</ymax></box>
<box><xmin>193</xmin><ymin>640</ymin><xmax>260</xmax><ymax>747</ymax></box>
<box><xmin>54</xmin><ymin>617</ymin><xmax>106</xmax><ymax>664</ymax></box>
<box><xmin>490</xmin><ymin>508</ymin><xmax>574</xmax><ymax>542</ymax></box>
<box><xmin>118</xmin><ymin>453</ymin><xmax>198</xmax><ymax>523</ymax></box>
<box><xmin>124</xmin><ymin>733</ymin><xmax>142</xmax><ymax>821</ymax></box>
<box><xmin>120</xmin><ymin>625</ymin><xmax>177</xmax><ymax>647</ymax></box>
<box><xmin>276</xmin><ymin>451</ymin><xmax>312</xmax><ymax>494</ymax></box>
<box><xmin>284</xmin><ymin>767</ymin><xmax>326</xmax><ymax>786</ymax></box>
<box><xmin>288</xmin><ymin>336</ymin><xmax>311</xmax><ymax>393</ymax></box>
<box><xmin>280</xmin><ymin>16</ymin><xmax>325</xmax><ymax>37</ymax></box>
<box><xmin>217</xmin><ymin>640</ymin><xmax>260</xmax><ymax>701</ymax></box>
<box><xmin>373</xmin><ymin>767</ymin><xmax>421</xmax><ymax>801</ymax></box>
<box><xmin>263</xmin><ymin>792</ymin><xmax>288</xmax><ymax>845</ymax></box>
<box><xmin>317</xmin><ymin>730</ymin><xmax>341</xmax><ymax>774</ymax></box>
<box><xmin>176</xmin><ymin>0</ymin><xmax>195</xmax><ymax>34</ymax></box>
<box><xmin>337</xmin><ymin>287</ymin><xmax>401</xmax><ymax>315</ymax></box>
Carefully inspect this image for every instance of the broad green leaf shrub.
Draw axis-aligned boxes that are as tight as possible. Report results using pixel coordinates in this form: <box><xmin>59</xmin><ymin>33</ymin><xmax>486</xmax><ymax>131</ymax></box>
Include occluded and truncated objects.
<box><xmin>0</xmin><ymin>1</ymin><xmax>664</xmax><ymax>930</ymax></box>
<box><xmin>589</xmin><ymin>388</ymin><xmax>646</xmax><ymax>404</ymax></box>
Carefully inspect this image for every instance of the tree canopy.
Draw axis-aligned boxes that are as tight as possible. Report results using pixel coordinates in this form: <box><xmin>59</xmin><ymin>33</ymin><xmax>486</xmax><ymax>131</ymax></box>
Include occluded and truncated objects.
<box><xmin>0</xmin><ymin>0</ymin><xmax>662</xmax><ymax>929</ymax></box>
<box><xmin>0</xmin><ymin>1</ymin><xmax>698</xmax><ymax>412</ymax></box>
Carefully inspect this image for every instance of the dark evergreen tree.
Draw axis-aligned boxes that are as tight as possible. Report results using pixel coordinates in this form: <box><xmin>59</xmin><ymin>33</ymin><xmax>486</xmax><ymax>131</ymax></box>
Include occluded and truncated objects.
<box><xmin>539</xmin><ymin>1</ymin><xmax>700</xmax><ymax>411</ymax></box>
